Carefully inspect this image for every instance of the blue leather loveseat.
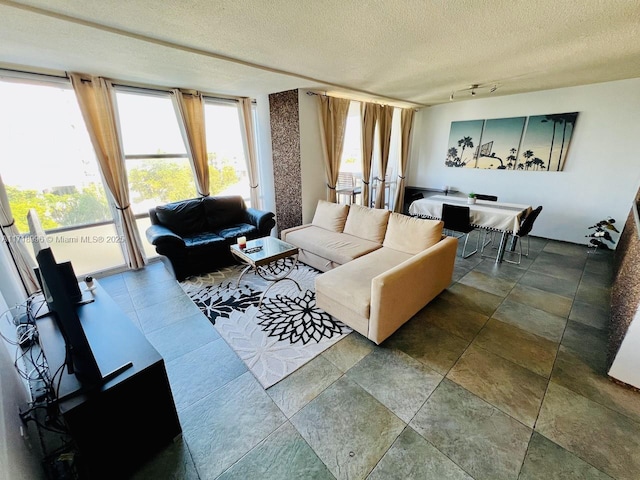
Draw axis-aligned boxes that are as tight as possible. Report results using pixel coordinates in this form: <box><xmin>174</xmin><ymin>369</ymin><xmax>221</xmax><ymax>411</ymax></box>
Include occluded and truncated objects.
<box><xmin>146</xmin><ymin>195</ymin><xmax>276</xmax><ymax>280</ymax></box>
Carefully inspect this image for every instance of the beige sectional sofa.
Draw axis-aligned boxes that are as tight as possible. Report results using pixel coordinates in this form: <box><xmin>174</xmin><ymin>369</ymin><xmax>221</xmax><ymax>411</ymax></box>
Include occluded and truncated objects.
<box><xmin>281</xmin><ymin>200</ymin><xmax>458</xmax><ymax>344</ymax></box>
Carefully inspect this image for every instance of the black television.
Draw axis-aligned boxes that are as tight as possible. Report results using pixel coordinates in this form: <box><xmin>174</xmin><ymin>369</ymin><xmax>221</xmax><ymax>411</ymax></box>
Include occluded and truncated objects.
<box><xmin>27</xmin><ymin>209</ymin><xmax>103</xmax><ymax>385</ymax></box>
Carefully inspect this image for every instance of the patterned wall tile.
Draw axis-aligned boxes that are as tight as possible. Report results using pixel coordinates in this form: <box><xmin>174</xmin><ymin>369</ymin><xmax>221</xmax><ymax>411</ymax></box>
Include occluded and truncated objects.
<box><xmin>269</xmin><ymin>90</ymin><xmax>303</xmax><ymax>234</ymax></box>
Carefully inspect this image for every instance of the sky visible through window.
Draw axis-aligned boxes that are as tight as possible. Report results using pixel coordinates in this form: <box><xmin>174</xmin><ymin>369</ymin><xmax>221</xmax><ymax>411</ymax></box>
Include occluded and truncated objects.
<box><xmin>0</xmin><ymin>81</ymin><xmax>100</xmax><ymax>191</ymax></box>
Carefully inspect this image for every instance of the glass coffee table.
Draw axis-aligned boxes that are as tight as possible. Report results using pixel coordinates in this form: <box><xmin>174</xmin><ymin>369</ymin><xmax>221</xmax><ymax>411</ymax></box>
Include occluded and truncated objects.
<box><xmin>230</xmin><ymin>236</ymin><xmax>301</xmax><ymax>307</ymax></box>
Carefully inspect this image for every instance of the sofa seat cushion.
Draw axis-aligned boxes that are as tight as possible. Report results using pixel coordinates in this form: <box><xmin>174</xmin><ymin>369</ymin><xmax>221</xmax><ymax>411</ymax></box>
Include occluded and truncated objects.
<box><xmin>183</xmin><ymin>232</ymin><xmax>225</xmax><ymax>251</ymax></box>
<box><xmin>285</xmin><ymin>225</ymin><xmax>381</xmax><ymax>265</ymax></box>
<box><xmin>383</xmin><ymin>214</ymin><xmax>443</xmax><ymax>254</ymax></box>
<box><xmin>155</xmin><ymin>198</ymin><xmax>207</xmax><ymax>236</ymax></box>
<box><xmin>315</xmin><ymin>247</ymin><xmax>413</xmax><ymax>319</ymax></box>
<box><xmin>311</xmin><ymin>200</ymin><xmax>349</xmax><ymax>232</ymax></box>
<box><xmin>343</xmin><ymin>204</ymin><xmax>390</xmax><ymax>243</ymax></box>
<box><xmin>214</xmin><ymin>223</ymin><xmax>259</xmax><ymax>240</ymax></box>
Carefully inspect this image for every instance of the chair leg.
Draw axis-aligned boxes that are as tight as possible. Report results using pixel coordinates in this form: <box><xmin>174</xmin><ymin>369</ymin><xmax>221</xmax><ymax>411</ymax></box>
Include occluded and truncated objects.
<box><xmin>503</xmin><ymin>236</ymin><xmax>523</xmax><ymax>264</ymax></box>
<box><xmin>480</xmin><ymin>231</ymin><xmax>499</xmax><ymax>259</ymax></box>
<box><xmin>461</xmin><ymin>230</ymin><xmax>479</xmax><ymax>259</ymax></box>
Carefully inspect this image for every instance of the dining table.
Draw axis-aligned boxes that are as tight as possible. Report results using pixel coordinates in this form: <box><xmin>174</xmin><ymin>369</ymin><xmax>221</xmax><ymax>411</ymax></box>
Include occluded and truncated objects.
<box><xmin>408</xmin><ymin>194</ymin><xmax>533</xmax><ymax>263</ymax></box>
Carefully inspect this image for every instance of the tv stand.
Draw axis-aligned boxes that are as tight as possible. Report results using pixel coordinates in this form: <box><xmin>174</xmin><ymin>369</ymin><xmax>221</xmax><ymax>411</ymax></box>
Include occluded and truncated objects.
<box><xmin>35</xmin><ymin>281</ymin><xmax>182</xmax><ymax>479</ymax></box>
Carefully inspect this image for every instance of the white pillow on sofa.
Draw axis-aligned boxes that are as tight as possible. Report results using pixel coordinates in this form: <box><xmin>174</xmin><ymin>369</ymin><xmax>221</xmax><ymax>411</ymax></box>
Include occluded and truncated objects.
<box><xmin>383</xmin><ymin>213</ymin><xmax>443</xmax><ymax>254</ymax></box>
<box><xmin>343</xmin><ymin>204</ymin><xmax>391</xmax><ymax>243</ymax></box>
<box><xmin>312</xmin><ymin>200</ymin><xmax>350</xmax><ymax>232</ymax></box>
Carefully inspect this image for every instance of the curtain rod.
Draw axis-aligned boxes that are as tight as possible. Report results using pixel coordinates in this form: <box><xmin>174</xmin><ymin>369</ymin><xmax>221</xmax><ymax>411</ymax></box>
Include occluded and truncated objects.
<box><xmin>0</xmin><ymin>67</ymin><xmax>69</xmax><ymax>85</ymax></box>
<box><xmin>306</xmin><ymin>90</ymin><xmax>420</xmax><ymax>110</ymax></box>
<box><xmin>0</xmin><ymin>67</ymin><xmax>254</xmax><ymax>103</ymax></box>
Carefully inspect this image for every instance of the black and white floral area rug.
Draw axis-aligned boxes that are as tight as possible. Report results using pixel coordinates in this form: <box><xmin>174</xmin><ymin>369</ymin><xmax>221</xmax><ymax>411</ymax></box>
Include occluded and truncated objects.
<box><xmin>179</xmin><ymin>261</ymin><xmax>351</xmax><ymax>389</ymax></box>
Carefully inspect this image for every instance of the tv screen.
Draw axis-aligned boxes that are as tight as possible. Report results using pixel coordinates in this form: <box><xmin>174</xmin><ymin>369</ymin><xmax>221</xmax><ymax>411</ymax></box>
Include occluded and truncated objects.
<box><xmin>27</xmin><ymin>209</ymin><xmax>102</xmax><ymax>385</ymax></box>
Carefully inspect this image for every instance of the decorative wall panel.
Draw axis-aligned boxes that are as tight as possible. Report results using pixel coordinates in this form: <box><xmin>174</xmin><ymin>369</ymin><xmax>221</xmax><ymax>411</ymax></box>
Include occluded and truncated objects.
<box><xmin>609</xmin><ymin>187</ymin><xmax>640</xmax><ymax>372</ymax></box>
<box><xmin>269</xmin><ymin>90</ymin><xmax>302</xmax><ymax>234</ymax></box>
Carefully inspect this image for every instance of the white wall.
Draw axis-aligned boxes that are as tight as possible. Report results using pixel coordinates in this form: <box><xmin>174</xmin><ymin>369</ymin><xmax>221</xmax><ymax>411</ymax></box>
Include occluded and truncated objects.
<box><xmin>409</xmin><ymin>78</ymin><xmax>640</xmax><ymax>244</ymax></box>
<box><xmin>298</xmin><ymin>90</ymin><xmax>326</xmax><ymax>224</ymax></box>
<box><xmin>0</xmin><ymin>244</ymin><xmax>27</xmax><ymax>309</ymax></box>
<box><xmin>0</xmin><ymin>289</ymin><xmax>46</xmax><ymax>479</ymax></box>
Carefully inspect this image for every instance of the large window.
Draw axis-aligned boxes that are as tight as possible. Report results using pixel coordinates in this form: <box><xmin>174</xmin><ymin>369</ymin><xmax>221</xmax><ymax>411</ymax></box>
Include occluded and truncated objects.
<box><xmin>115</xmin><ymin>90</ymin><xmax>193</xmax><ymax>258</ymax></box>
<box><xmin>340</xmin><ymin>101</ymin><xmax>363</xmax><ymax>175</ymax></box>
<box><xmin>115</xmin><ymin>90</ymin><xmax>194</xmax><ymax>214</ymax></box>
<box><xmin>0</xmin><ymin>78</ymin><xmax>123</xmax><ymax>274</ymax></box>
<box><xmin>204</xmin><ymin>100</ymin><xmax>250</xmax><ymax>204</ymax></box>
<box><xmin>338</xmin><ymin>101</ymin><xmax>401</xmax><ymax>209</ymax></box>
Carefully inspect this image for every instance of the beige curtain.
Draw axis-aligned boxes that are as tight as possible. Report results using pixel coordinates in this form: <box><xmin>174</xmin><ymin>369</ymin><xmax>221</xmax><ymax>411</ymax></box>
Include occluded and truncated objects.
<box><xmin>317</xmin><ymin>95</ymin><xmax>351</xmax><ymax>203</ymax></box>
<box><xmin>0</xmin><ymin>175</ymin><xmax>39</xmax><ymax>295</ymax></box>
<box><xmin>172</xmin><ymin>89</ymin><xmax>209</xmax><ymax>196</ymax></box>
<box><xmin>393</xmin><ymin>108</ymin><xmax>416</xmax><ymax>213</ymax></box>
<box><xmin>360</xmin><ymin>102</ymin><xmax>377</xmax><ymax>207</ymax></box>
<box><xmin>238</xmin><ymin>98</ymin><xmax>260</xmax><ymax>208</ymax></box>
<box><xmin>375</xmin><ymin>105</ymin><xmax>394</xmax><ymax>209</ymax></box>
<box><xmin>70</xmin><ymin>73</ymin><xmax>146</xmax><ymax>269</ymax></box>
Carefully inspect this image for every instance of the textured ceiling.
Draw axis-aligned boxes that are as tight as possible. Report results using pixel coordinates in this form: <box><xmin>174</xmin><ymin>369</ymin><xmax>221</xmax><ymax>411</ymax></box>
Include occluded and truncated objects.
<box><xmin>0</xmin><ymin>0</ymin><xmax>639</xmax><ymax>107</ymax></box>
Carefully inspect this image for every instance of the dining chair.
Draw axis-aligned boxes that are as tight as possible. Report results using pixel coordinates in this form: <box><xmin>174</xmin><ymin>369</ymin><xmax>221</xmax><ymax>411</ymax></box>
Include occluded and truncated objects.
<box><xmin>475</xmin><ymin>194</ymin><xmax>498</xmax><ymax>201</ymax></box>
<box><xmin>504</xmin><ymin>206</ymin><xmax>543</xmax><ymax>264</ymax></box>
<box><xmin>336</xmin><ymin>172</ymin><xmax>361</xmax><ymax>205</ymax></box>
<box><xmin>481</xmin><ymin>206</ymin><xmax>543</xmax><ymax>264</ymax></box>
<box><xmin>441</xmin><ymin>203</ymin><xmax>479</xmax><ymax>258</ymax></box>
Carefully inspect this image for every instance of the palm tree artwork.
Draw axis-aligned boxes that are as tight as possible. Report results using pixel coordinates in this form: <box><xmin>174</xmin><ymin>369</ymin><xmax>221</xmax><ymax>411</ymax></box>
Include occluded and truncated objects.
<box><xmin>520</xmin><ymin>112</ymin><xmax>579</xmax><ymax>172</ymax></box>
<box><xmin>458</xmin><ymin>136</ymin><xmax>474</xmax><ymax>165</ymax></box>
<box><xmin>555</xmin><ymin>112</ymin><xmax>579</xmax><ymax>171</ymax></box>
<box><xmin>444</xmin><ymin>119</ymin><xmax>484</xmax><ymax>168</ymax></box>
<box><xmin>506</xmin><ymin>148</ymin><xmax>517</xmax><ymax>170</ymax></box>
<box><xmin>475</xmin><ymin>116</ymin><xmax>526</xmax><ymax>170</ymax></box>
<box><xmin>445</xmin><ymin>113</ymin><xmax>578</xmax><ymax>172</ymax></box>
<box><xmin>521</xmin><ymin>150</ymin><xmax>534</xmax><ymax>170</ymax></box>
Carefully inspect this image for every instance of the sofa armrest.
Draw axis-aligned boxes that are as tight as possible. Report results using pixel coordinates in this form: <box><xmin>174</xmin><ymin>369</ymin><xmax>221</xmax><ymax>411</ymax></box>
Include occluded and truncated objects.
<box><xmin>245</xmin><ymin>208</ymin><xmax>276</xmax><ymax>235</ymax></box>
<box><xmin>145</xmin><ymin>224</ymin><xmax>185</xmax><ymax>248</ymax></box>
<box><xmin>280</xmin><ymin>223</ymin><xmax>312</xmax><ymax>241</ymax></box>
<box><xmin>368</xmin><ymin>236</ymin><xmax>458</xmax><ymax>344</ymax></box>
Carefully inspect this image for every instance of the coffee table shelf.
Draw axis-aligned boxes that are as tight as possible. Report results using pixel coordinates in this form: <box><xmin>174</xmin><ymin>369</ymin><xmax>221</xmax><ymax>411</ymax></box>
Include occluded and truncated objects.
<box><xmin>230</xmin><ymin>236</ymin><xmax>301</xmax><ymax>306</ymax></box>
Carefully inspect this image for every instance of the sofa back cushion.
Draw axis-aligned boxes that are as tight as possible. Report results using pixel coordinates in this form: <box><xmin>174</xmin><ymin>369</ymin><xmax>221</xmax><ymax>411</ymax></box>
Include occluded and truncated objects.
<box><xmin>383</xmin><ymin>213</ymin><xmax>443</xmax><ymax>254</ymax></box>
<box><xmin>155</xmin><ymin>198</ymin><xmax>207</xmax><ymax>236</ymax></box>
<box><xmin>203</xmin><ymin>196</ymin><xmax>247</xmax><ymax>230</ymax></box>
<box><xmin>343</xmin><ymin>204</ymin><xmax>390</xmax><ymax>243</ymax></box>
<box><xmin>311</xmin><ymin>200</ymin><xmax>349</xmax><ymax>232</ymax></box>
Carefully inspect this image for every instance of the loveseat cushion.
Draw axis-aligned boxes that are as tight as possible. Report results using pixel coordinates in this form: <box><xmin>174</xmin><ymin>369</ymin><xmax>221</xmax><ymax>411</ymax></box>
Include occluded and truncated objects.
<box><xmin>311</xmin><ymin>200</ymin><xmax>349</xmax><ymax>232</ymax></box>
<box><xmin>383</xmin><ymin>214</ymin><xmax>443</xmax><ymax>254</ymax></box>
<box><xmin>203</xmin><ymin>196</ymin><xmax>246</xmax><ymax>230</ymax></box>
<box><xmin>214</xmin><ymin>223</ymin><xmax>259</xmax><ymax>240</ymax></box>
<box><xmin>285</xmin><ymin>225</ymin><xmax>380</xmax><ymax>265</ymax></box>
<box><xmin>315</xmin><ymin>247</ymin><xmax>413</xmax><ymax>319</ymax></box>
<box><xmin>155</xmin><ymin>198</ymin><xmax>207</xmax><ymax>236</ymax></box>
<box><xmin>183</xmin><ymin>232</ymin><xmax>226</xmax><ymax>251</ymax></box>
<box><xmin>343</xmin><ymin>204</ymin><xmax>390</xmax><ymax>243</ymax></box>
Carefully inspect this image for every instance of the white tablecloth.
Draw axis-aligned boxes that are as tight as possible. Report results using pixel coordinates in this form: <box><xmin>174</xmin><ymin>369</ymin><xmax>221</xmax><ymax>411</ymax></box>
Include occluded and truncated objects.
<box><xmin>409</xmin><ymin>195</ymin><xmax>532</xmax><ymax>233</ymax></box>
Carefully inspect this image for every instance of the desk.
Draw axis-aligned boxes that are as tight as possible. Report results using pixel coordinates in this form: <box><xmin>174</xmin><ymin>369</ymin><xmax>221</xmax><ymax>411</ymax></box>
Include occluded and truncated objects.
<box><xmin>36</xmin><ymin>281</ymin><xmax>181</xmax><ymax>479</ymax></box>
<box><xmin>409</xmin><ymin>195</ymin><xmax>532</xmax><ymax>263</ymax></box>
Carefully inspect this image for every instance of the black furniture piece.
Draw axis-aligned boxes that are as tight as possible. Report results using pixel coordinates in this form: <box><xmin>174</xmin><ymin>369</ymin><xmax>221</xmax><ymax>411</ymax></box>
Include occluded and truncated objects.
<box><xmin>35</xmin><ymin>281</ymin><xmax>181</xmax><ymax>479</ymax></box>
<box><xmin>146</xmin><ymin>195</ymin><xmax>276</xmax><ymax>280</ymax></box>
<box><xmin>481</xmin><ymin>205</ymin><xmax>543</xmax><ymax>264</ymax></box>
<box><xmin>442</xmin><ymin>203</ymin><xmax>479</xmax><ymax>258</ymax></box>
<box><xmin>503</xmin><ymin>205</ymin><xmax>543</xmax><ymax>264</ymax></box>
<box><xmin>475</xmin><ymin>194</ymin><xmax>498</xmax><ymax>201</ymax></box>
<box><xmin>403</xmin><ymin>186</ymin><xmax>450</xmax><ymax>214</ymax></box>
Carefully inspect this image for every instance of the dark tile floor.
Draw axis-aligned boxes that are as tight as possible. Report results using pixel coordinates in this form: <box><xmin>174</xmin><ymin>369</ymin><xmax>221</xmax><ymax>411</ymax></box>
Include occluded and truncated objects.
<box><xmin>95</xmin><ymin>234</ymin><xmax>640</xmax><ymax>480</ymax></box>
